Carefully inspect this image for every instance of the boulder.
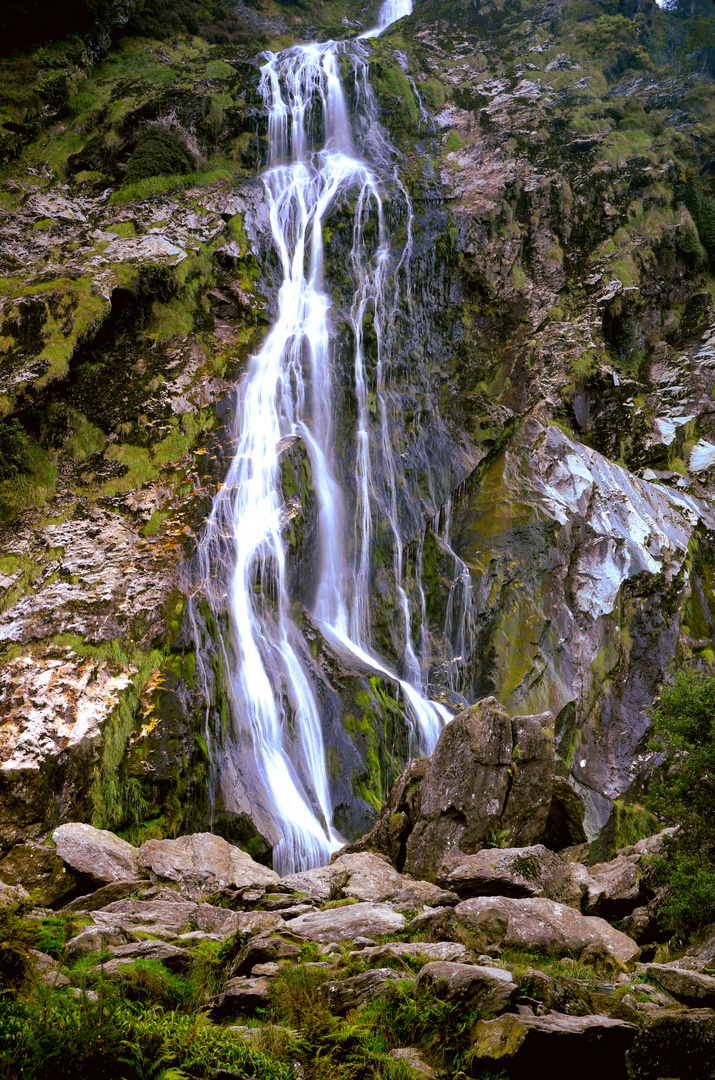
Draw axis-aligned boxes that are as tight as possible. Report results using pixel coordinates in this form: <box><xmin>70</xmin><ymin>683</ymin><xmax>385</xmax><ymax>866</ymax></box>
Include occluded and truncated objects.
<box><xmin>230</xmin><ymin>932</ymin><xmax>301</xmax><ymax>976</ymax></box>
<box><xmin>403</xmin><ymin>699</ymin><xmax>554</xmax><ymax>882</ymax></box>
<box><xmin>0</xmin><ymin>842</ymin><xmax>81</xmax><ymax>908</ymax></box>
<box><xmin>687</xmin><ymin>923</ymin><xmax>715</xmax><ymax>968</ymax></box>
<box><xmin>334</xmin><ymin>852</ymin><xmax>404</xmax><ymax>903</ymax></box>
<box><xmin>415</xmin><ymin>961</ymin><xmax>517</xmax><ymax>1014</ymax></box>
<box><xmin>235</xmin><ymin>911</ymin><xmax>287</xmax><ymax>937</ymax></box>
<box><xmin>138</xmin><ymin>833</ymin><xmax>279</xmax><ymax>901</ymax></box>
<box><xmin>61</xmin><ymin>880</ymin><xmax>146</xmax><ymax>913</ymax></box>
<box><xmin>210</xmin><ymin>976</ymin><xmax>271</xmax><ymax>1017</ymax></box>
<box><xmin>625</xmin><ymin>1007</ymin><xmax>715</xmax><ymax>1080</ymax></box>
<box><xmin>109</xmin><ymin>940</ymin><xmax>192</xmax><ymax>972</ymax></box>
<box><xmin>407</xmin><ymin>905</ymin><xmax>489</xmax><ymax>946</ymax></box>
<box><xmin>354</xmin><ymin>942</ymin><xmax>474</xmax><ymax>965</ymax></box>
<box><xmin>455</xmin><ymin>896</ymin><xmax>640</xmax><ymax>967</ymax></box>
<box><xmin>29</xmin><ymin>949</ymin><xmax>70</xmax><ymax>988</ymax></box>
<box><xmin>539</xmin><ymin>777</ymin><xmax>588</xmax><ymax>850</ymax></box>
<box><xmin>53</xmin><ymin>823</ymin><xmax>143</xmax><ymax>885</ymax></box>
<box><xmin>643</xmin><ymin>964</ymin><xmax>715</xmax><ymax>1007</ymax></box>
<box><xmin>436</xmin><ymin>845</ymin><xmax>584</xmax><ymax>907</ymax></box>
<box><xmin>321</xmin><ymin>968</ymin><xmax>410</xmax><ymax>1014</ymax></box>
<box><xmin>471</xmin><ymin>1012</ymin><xmax>638</xmax><ymax>1080</ymax></box>
<box><xmin>64</xmin><ymin>925</ymin><xmax>137</xmax><ymax>960</ymax></box>
<box><xmin>0</xmin><ymin>878</ymin><xmax>30</xmax><ymax>907</ymax></box>
<box><xmin>390</xmin><ymin>879</ymin><xmax>458</xmax><ymax>909</ymax></box>
<box><xmin>279</xmin><ymin>863</ymin><xmax>349</xmax><ymax>902</ymax></box>
<box><xmin>88</xmin><ymin>898</ymin><xmax>241</xmax><ymax>940</ymax></box>
<box><xmin>586</xmin><ymin>854</ymin><xmax>642</xmax><ymax>919</ymax></box>
<box><xmin>289</xmin><ymin>903</ymin><xmax>405</xmax><ymax>943</ymax></box>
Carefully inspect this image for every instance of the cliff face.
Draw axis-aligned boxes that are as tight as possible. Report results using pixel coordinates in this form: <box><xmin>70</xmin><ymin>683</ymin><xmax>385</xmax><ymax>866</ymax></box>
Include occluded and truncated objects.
<box><xmin>1</xmin><ymin>0</ymin><xmax>714</xmax><ymax>864</ymax></box>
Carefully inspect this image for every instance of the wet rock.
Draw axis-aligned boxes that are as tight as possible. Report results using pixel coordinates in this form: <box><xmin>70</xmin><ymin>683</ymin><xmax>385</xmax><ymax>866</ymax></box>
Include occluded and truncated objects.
<box><xmin>403</xmin><ymin>699</ymin><xmax>554</xmax><ymax>882</ymax></box>
<box><xmin>138</xmin><ymin>832</ymin><xmax>279</xmax><ymax>901</ymax></box>
<box><xmin>471</xmin><ymin>1012</ymin><xmax>638</xmax><ymax>1079</ymax></box>
<box><xmin>540</xmin><ymin>778</ymin><xmax>588</xmax><ymax>850</ymax></box>
<box><xmin>340</xmin><ymin>757</ymin><xmax>428</xmax><ymax>869</ymax></box>
<box><xmin>415</xmin><ymin>961</ymin><xmax>517</xmax><ymax>1013</ymax></box>
<box><xmin>455</xmin><ymin>897</ymin><xmax>640</xmax><ymax>967</ymax></box>
<box><xmin>289</xmin><ymin>902</ymin><xmax>406</xmax><ymax>943</ymax></box>
<box><xmin>436</xmin><ymin>845</ymin><xmax>585</xmax><ymax>908</ymax></box>
<box><xmin>53</xmin><ymin>823</ymin><xmax>143</xmax><ymax>885</ymax></box>
<box><xmin>0</xmin><ymin>842</ymin><xmax>81</xmax><ymax>908</ymax></box>
<box><xmin>321</xmin><ymin>968</ymin><xmax>410</xmax><ymax>1014</ymax></box>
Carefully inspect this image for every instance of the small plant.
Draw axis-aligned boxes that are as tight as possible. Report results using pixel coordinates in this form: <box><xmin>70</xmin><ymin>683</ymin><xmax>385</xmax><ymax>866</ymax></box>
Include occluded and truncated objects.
<box><xmin>0</xmin><ymin>419</ymin><xmax>32</xmax><ymax>482</ymax></box>
<box><xmin>124</xmin><ymin>128</ymin><xmax>195</xmax><ymax>185</ymax></box>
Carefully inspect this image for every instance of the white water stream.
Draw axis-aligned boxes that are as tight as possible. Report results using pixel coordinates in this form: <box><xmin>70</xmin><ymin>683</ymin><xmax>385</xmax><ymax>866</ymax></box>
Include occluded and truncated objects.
<box><xmin>197</xmin><ymin>0</ymin><xmax>458</xmax><ymax>874</ymax></box>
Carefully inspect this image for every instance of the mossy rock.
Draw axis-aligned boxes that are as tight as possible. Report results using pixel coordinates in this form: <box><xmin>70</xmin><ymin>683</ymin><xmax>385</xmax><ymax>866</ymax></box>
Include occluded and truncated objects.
<box><xmin>124</xmin><ymin>127</ymin><xmax>195</xmax><ymax>185</ymax></box>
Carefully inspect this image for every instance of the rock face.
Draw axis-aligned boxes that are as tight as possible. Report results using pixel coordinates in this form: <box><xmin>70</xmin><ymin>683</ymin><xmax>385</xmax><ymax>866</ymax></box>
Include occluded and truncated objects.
<box><xmin>138</xmin><ymin>832</ymin><xmax>279</xmax><ymax>900</ymax></box>
<box><xmin>401</xmin><ymin>699</ymin><xmax>554</xmax><ymax>882</ymax></box>
<box><xmin>53</xmin><ymin>823</ymin><xmax>144</xmax><ymax>885</ymax></box>
<box><xmin>454</xmin><ymin>896</ymin><xmax>640</xmax><ymax>967</ymax></box>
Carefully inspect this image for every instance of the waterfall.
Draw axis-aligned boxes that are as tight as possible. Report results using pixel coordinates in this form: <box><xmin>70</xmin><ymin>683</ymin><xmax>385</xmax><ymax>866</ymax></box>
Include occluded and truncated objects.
<box><xmin>195</xmin><ymin>0</ymin><xmax>458</xmax><ymax>874</ymax></box>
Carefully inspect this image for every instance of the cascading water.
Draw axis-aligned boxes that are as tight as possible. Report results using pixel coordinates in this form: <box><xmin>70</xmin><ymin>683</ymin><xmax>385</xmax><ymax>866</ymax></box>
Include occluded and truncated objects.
<box><xmin>195</xmin><ymin>0</ymin><xmax>465</xmax><ymax>874</ymax></box>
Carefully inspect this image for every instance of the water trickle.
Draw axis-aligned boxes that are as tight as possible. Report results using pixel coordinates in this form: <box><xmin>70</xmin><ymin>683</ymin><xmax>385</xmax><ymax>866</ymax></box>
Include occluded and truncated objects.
<box><xmin>194</xmin><ymin>0</ymin><xmax>463</xmax><ymax>874</ymax></box>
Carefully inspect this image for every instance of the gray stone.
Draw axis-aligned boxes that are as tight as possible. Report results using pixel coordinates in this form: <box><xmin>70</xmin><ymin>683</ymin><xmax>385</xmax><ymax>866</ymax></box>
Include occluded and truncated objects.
<box><xmin>279</xmin><ymin>864</ymin><xmax>349</xmax><ymax>902</ymax></box>
<box><xmin>335</xmin><ymin>852</ymin><xmax>405</xmax><ymax>903</ymax></box>
<box><xmin>138</xmin><ymin>833</ymin><xmax>279</xmax><ymax>900</ymax></box>
<box><xmin>321</xmin><ymin>968</ymin><xmax>410</xmax><ymax>1014</ymax></box>
<box><xmin>64</xmin><ymin>925</ymin><xmax>137</xmax><ymax>960</ymax></box>
<box><xmin>338</xmin><ymin>757</ymin><xmax>429</xmax><ymax>869</ymax></box>
<box><xmin>53</xmin><ymin>823</ymin><xmax>143</xmax><ymax>885</ymax></box>
<box><xmin>289</xmin><ymin>902</ymin><xmax>405</xmax><ymax>943</ymax></box>
<box><xmin>387</xmin><ymin>1047</ymin><xmax>436</xmax><ymax>1079</ymax></box>
<box><xmin>61</xmin><ymin>880</ymin><xmax>146</xmax><ymax>913</ymax></box>
<box><xmin>231</xmin><ymin>933</ymin><xmax>301</xmax><ymax>975</ymax></box>
<box><xmin>455</xmin><ymin>896</ymin><xmax>640</xmax><ymax>966</ymax></box>
<box><xmin>210</xmin><ymin>976</ymin><xmax>271</xmax><ymax>1017</ymax></box>
<box><xmin>415</xmin><ymin>961</ymin><xmax>517</xmax><ymax>1014</ymax></box>
<box><xmin>586</xmin><ymin>854</ymin><xmax>642</xmax><ymax>918</ymax></box>
<box><xmin>0</xmin><ymin>842</ymin><xmax>80</xmax><ymax>907</ymax></box>
<box><xmin>625</xmin><ymin>1007</ymin><xmax>715</xmax><ymax>1080</ymax></box>
<box><xmin>0</xmin><ymin>877</ymin><xmax>30</xmax><ymax>906</ymax></box>
<box><xmin>403</xmin><ymin>699</ymin><xmax>554</xmax><ymax>882</ymax></box>
<box><xmin>353</xmin><ymin>941</ymin><xmax>474</xmax><ymax>965</ymax></box>
<box><xmin>644</xmin><ymin>964</ymin><xmax>715</xmax><ymax>1007</ymax></box>
<box><xmin>437</xmin><ymin>845</ymin><xmax>585</xmax><ymax>907</ymax></box>
<box><xmin>110</xmin><ymin>939</ymin><xmax>192</xmax><ymax>972</ymax></box>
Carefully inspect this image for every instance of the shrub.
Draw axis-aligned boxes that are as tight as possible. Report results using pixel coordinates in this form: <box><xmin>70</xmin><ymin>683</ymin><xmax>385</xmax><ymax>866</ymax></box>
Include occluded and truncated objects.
<box><xmin>648</xmin><ymin>669</ymin><xmax>715</xmax><ymax>936</ymax></box>
<box><xmin>124</xmin><ymin>128</ymin><xmax>195</xmax><ymax>185</ymax></box>
<box><xmin>0</xmin><ymin>419</ymin><xmax>32</xmax><ymax>482</ymax></box>
<box><xmin>0</xmin><ymin>903</ymin><xmax>35</xmax><ymax>989</ymax></box>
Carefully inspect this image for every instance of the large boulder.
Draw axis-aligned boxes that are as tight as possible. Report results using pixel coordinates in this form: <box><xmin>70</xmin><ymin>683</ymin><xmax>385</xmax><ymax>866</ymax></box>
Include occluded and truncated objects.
<box><xmin>138</xmin><ymin>833</ymin><xmax>279</xmax><ymax>901</ymax></box>
<box><xmin>355</xmin><ymin>942</ymin><xmax>474</xmax><ymax>965</ymax></box>
<box><xmin>0</xmin><ymin>841</ymin><xmax>81</xmax><ymax>907</ymax></box>
<box><xmin>321</xmin><ymin>969</ymin><xmax>410</xmax><ymax>1014</ymax></box>
<box><xmin>210</xmin><ymin>976</ymin><xmax>271</xmax><ymax>1018</ymax></box>
<box><xmin>415</xmin><ymin>961</ymin><xmax>517</xmax><ymax>1014</ymax></box>
<box><xmin>436</xmin><ymin>845</ymin><xmax>585</xmax><ymax>908</ymax></box>
<box><xmin>53</xmin><ymin>823</ymin><xmax>143</xmax><ymax>885</ymax></box>
<box><xmin>230</xmin><ymin>932</ymin><xmax>301</xmax><ymax>976</ymax></box>
<box><xmin>586</xmin><ymin>853</ymin><xmax>642</xmax><ymax>919</ymax></box>
<box><xmin>403</xmin><ymin>699</ymin><xmax>554</xmax><ymax>882</ymax></box>
<box><xmin>88</xmin><ymin>898</ymin><xmax>243</xmax><ymax>940</ymax></box>
<box><xmin>289</xmin><ymin>902</ymin><xmax>405</xmax><ymax>943</ymax></box>
<box><xmin>454</xmin><ymin>896</ymin><xmax>640</xmax><ymax>967</ymax></box>
<box><xmin>471</xmin><ymin>1012</ymin><xmax>638</xmax><ymax>1080</ymax></box>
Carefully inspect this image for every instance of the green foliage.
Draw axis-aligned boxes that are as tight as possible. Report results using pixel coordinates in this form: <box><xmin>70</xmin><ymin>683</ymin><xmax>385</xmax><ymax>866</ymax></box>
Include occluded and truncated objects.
<box><xmin>0</xmin><ymin>903</ymin><xmax>35</xmax><ymax>989</ymax></box>
<box><xmin>125</xmin><ymin>128</ymin><xmax>195</xmax><ymax>185</ymax></box>
<box><xmin>32</xmin><ymin>919</ymin><xmax>67</xmax><ymax>962</ymax></box>
<box><xmin>684</xmin><ymin>179</ymin><xmax>715</xmax><ymax>263</ymax></box>
<box><xmin>613</xmin><ymin>799</ymin><xmax>659</xmax><ymax>850</ymax></box>
<box><xmin>0</xmin><ymin>419</ymin><xmax>32</xmax><ymax>481</ymax></box>
<box><xmin>648</xmin><ymin>668</ymin><xmax>715</xmax><ymax>936</ymax></box>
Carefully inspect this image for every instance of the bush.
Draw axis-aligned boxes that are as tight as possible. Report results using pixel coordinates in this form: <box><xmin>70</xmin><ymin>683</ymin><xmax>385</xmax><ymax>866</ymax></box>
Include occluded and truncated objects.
<box><xmin>0</xmin><ymin>903</ymin><xmax>35</xmax><ymax>989</ymax></box>
<box><xmin>124</xmin><ymin>128</ymin><xmax>195</xmax><ymax>185</ymax></box>
<box><xmin>0</xmin><ymin>419</ymin><xmax>32</xmax><ymax>481</ymax></box>
<box><xmin>648</xmin><ymin>669</ymin><xmax>715</xmax><ymax>937</ymax></box>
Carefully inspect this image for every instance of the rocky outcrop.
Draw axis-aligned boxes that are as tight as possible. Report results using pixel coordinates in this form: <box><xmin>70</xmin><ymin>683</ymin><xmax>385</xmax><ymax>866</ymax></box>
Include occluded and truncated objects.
<box><xmin>414</xmin><ymin>961</ymin><xmax>517</xmax><ymax>1013</ymax></box>
<box><xmin>346</xmin><ymin>698</ymin><xmax>555</xmax><ymax>881</ymax></box>
<box><xmin>137</xmin><ymin>832</ymin><xmax>280</xmax><ymax>900</ymax></box>
<box><xmin>321</xmin><ymin>968</ymin><xmax>410</xmax><ymax>1014</ymax></box>
<box><xmin>289</xmin><ymin>903</ymin><xmax>406</xmax><ymax>943</ymax></box>
<box><xmin>52</xmin><ymin>822</ymin><xmax>144</xmax><ymax>885</ymax></box>
<box><xmin>436</xmin><ymin>845</ymin><xmax>586</xmax><ymax>908</ymax></box>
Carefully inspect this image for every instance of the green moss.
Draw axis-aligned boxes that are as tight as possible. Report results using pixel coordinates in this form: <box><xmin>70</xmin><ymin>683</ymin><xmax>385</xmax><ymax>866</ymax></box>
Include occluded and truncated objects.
<box><xmin>445</xmin><ymin>129</ymin><xmax>465</xmax><ymax>153</ymax></box>
<box><xmin>106</xmin><ymin>222</ymin><xmax>136</xmax><ymax>238</ymax></box>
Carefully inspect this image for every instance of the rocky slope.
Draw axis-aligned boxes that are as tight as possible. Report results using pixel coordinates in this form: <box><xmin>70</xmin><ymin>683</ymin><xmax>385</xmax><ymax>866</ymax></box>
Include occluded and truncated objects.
<box><xmin>3</xmin><ymin>699</ymin><xmax>715</xmax><ymax>1078</ymax></box>
<box><xmin>0</xmin><ymin>0</ymin><xmax>715</xmax><ymax>867</ymax></box>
